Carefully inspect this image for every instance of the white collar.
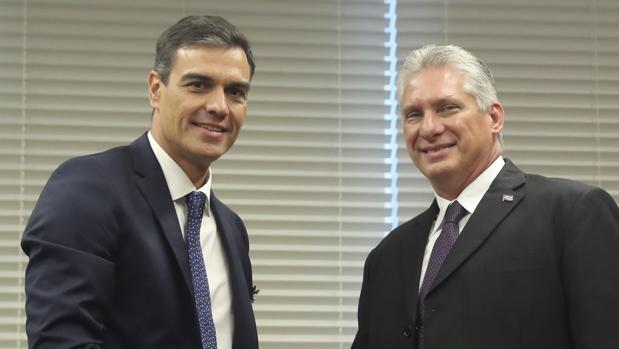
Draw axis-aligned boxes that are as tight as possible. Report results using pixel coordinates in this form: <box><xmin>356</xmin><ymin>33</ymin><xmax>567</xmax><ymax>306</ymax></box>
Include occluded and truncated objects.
<box><xmin>434</xmin><ymin>156</ymin><xmax>505</xmax><ymax>215</ymax></box>
<box><xmin>147</xmin><ymin>131</ymin><xmax>212</xmax><ymax>206</ymax></box>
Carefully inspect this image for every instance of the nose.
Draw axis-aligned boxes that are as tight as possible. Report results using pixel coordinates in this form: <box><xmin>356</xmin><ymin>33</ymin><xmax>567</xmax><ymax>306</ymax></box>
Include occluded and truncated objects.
<box><xmin>205</xmin><ymin>86</ymin><xmax>228</xmax><ymax>118</ymax></box>
<box><xmin>418</xmin><ymin>113</ymin><xmax>443</xmax><ymax>139</ymax></box>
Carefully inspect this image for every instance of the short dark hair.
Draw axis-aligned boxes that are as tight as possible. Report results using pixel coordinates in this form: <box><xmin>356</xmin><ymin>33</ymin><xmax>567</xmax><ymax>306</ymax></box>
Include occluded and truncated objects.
<box><xmin>153</xmin><ymin>15</ymin><xmax>255</xmax><ymax>84</ymax></box>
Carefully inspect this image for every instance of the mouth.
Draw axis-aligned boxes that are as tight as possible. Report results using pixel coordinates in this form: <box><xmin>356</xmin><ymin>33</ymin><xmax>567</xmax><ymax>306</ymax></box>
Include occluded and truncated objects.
<box><xmin>421</xmin><ymin>143</ymin><xmax>455</xmax><ymax>154</ymax></box>
<box><xmin>192</xmin><ymin>122</ymin><xmax>228</xmax><ymax>133</ymax></box>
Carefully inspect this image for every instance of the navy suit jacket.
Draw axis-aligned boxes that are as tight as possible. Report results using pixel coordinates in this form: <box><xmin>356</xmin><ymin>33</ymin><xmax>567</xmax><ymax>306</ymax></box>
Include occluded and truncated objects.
<box><xmin>22</xmin><ymin>134</ymin><xmax>258</xmax><ymax>349</ymax></box>
<box><xmin>352</xmin><ymin>159</ymin><xmax>619</xmax><ymax>349</ymax></box>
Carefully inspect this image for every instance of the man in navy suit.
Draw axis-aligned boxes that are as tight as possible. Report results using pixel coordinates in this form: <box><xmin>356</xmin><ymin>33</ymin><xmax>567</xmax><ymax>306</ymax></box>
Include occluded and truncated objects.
<box><xmin>22</xmin><ymin>15</ymin><xmax>258</xmax><ymax>349</ymax></box>
<box><xmin>352</xmin><ymin>44</ymin><xmax>619</xmax><ymax>349</ymax></box>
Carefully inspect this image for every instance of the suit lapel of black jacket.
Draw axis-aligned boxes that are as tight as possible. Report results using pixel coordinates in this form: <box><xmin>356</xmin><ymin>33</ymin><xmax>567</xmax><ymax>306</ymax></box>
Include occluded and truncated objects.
<box><xmin>401</xmin><ymin>200</ymin><xmax>439</xmax><ymax>320</ymax></box>
<box><xmin>210</xmin><ymin>193</ymin><xmax>248</xmax><ymax>295</ymax></box>
<box><xmin>210</xmin><ymin>192</ymin><xmax>258</xmax><ymax>349</ymax></box>
<box><xmin>130</xmin><ymin>133</ymin><xmax>193</xmax><ymax>291</ymax></box>
<box><xmin>426</xmin><ymin>159</ymin><xmax>526</xmax><ymax>297</ymax></box>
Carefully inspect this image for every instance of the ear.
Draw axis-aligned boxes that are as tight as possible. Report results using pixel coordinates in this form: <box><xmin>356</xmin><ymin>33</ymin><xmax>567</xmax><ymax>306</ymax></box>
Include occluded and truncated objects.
<box><xmin>488</xmin><ymin>101</ymin><xmax>505</xmax><ymax>136</ymax></box>
<box><xmin>147</xmin><ymin>70</ymin><xmax>162</xmax><ymax>109</ymax></box>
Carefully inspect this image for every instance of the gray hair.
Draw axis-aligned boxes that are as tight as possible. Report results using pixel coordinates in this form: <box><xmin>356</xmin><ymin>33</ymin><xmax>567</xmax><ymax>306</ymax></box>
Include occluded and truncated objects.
<box><xmin>154</xmin><ymin>15</ymin><xmax>255</xmax><ymax>84</ymax></box>
<box><xmin>397</xmin><ymin>44</ymin><xmax>497</xmax><ymax>112</ymax></box>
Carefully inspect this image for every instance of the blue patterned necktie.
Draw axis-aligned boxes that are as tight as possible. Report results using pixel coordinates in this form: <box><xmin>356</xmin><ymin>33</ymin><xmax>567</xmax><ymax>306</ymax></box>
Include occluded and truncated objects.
<box><xmin>186</xmin><ymin>191</ymin><xmax>217</xmax><ymax>349</ymax></box>
<box><xmin>419</xmin><ymin>200</ymin><xmax>468</xmax><ymax>299</ymax></box>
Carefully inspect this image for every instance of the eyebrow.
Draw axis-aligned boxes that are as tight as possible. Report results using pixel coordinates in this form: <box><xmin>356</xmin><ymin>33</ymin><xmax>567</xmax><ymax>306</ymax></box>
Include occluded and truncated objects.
<box><xmin>401</xmin><ymin>96</ymin><xmax>461</xmax><ymax>114</ymax></box>
<box><xmin>179</xmin><ymin>73</ymin><xmax>250</xmax><ymax>92</ymax></box>
<box><xmin>179</xmin><ymin>73</ymin><xmax>213</xmax><ymax>84</ymax></box>
<box><xmin>406</xmin><ymin>96</ymin><xmax>460</xmax><ymax>108</ymax></box>
<box><xmin>401</xmin><ymin>104</ymin><xmax>420</xmax><ymax>116</ymax></box>
<box><xmin>437</xmin><ymin>96</ymin><xmax>460</xmax><ymax>105</ymax></box>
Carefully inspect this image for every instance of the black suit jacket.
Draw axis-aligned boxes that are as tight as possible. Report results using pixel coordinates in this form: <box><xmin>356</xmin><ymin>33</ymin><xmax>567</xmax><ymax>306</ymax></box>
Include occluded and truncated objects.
<box><xmin>352</xmin><ymin>160</ymin><xmax>619</xmax><ymax>349</ymax></box>
<box><xmin>21</xmin><ymin>134</ymin><xmax>258</xmax><ymax>349</ymax></box>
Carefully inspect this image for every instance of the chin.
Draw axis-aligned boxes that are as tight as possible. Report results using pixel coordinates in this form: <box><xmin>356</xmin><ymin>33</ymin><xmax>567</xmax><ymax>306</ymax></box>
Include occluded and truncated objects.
<box><xmin>199</xmin><ymin>150</ymin><xmax>224</xmax><ymax>162</ymax></box>
<box><xmin>419</xmin><ymin>161</ymin><xmax>456</xmax><ymax>180</ymax></box>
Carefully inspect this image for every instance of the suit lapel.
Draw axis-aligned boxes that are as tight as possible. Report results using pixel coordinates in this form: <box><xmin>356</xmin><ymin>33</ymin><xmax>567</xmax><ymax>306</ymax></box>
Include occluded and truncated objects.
<box><xmin>401</xmin><ymin>201</ymin><xmax>439</xmax><ymax>320</ymax></box>
<box><xmin>210</xmin><ymin>194</ymin><xmax>248</xmax><ymax>292</ymax></box>
<box><xmin>210</xmin><ymin>193</ymin><xmax>257</xmax><ymax>349</ymax></box>
<box><xmin>130</xmin><ymin>134</ymin><xmax>193</xmax><ymax>291</ymax></box>
<box><xmin>427</xmin><ymin>160</ymin><xmax>526</xmax><ymax>296</ymax></box>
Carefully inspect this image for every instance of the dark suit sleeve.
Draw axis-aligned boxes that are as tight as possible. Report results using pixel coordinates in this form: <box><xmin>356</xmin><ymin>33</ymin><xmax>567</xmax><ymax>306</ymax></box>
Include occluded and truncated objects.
<box><xmin>351</xmin><ymin>249</ymin><xmax>374</xmax><ymax>349</ymax></box>
<box><xmin>21</xmin><ymin>158</ymin><xmax>118</xmax><ymax>349</ymax></box>
<box><xmin>562</xmin><ymin>187</ymin><xmax>619</xmax><ymax>348</ymax></box>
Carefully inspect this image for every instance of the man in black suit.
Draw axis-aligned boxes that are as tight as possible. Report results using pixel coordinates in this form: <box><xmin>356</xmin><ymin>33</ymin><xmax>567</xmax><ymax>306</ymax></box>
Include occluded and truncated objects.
<box><xmin>22</xmin><ymin>15</ymin><xmax>258</xmax><ymax>349</ymax></box>
<box><xmin>352</xmin><ymin>44</ymin><xmax>619</xmax><ymax>349</ymax></box>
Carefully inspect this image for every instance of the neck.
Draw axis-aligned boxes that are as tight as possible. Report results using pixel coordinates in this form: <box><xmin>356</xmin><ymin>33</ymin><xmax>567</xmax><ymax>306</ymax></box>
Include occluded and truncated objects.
<box><xmin>149</xmin><ymin>128</ymin><xmax>210</xmax><ymax>188</ymax></box>
<box><xmin>432</xmin><ymin>151</ymin><xmax>502</xmax><ymax>200</ymax></box>
<box><xmin>178</xmin><ymin>160</ymin><xmax>209</xmax><ymax>188</ymax></box>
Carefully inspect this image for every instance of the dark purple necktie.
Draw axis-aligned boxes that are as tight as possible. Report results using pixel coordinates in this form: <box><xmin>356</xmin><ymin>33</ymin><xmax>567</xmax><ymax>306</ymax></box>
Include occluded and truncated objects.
<box><xmin>419</xmin><ymin>200</ymin><xmax>468</xmax><ymax>299</ymax></box>
<box><xmin>416</xmin><ymin>201</ymin><xmax>468</xmax><ymax>349</ymax></box>
<box><xmin>186</xmin><ymin>191</ymin><xmax>217</xmax><ymax>349</ymax></box>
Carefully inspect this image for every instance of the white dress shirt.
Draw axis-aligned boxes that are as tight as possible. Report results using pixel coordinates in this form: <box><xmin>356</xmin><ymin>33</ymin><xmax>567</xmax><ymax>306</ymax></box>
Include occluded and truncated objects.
<box><xmin>419</xmin><ymin>156</ymin><xmax>505</xmax><ymax>290</ymax></box>
<box><xmin>148</xmin><ymin>132</ymin><xmax>233</xmax><ymax>349</ymax></box>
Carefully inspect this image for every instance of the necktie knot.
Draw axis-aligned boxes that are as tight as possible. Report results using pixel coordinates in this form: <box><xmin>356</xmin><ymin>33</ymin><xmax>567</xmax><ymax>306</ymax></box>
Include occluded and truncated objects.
<box><xmin>186</xmin><ymin>191</ymin><xmax>207</xmax><ymax>219</ymax></box>
<box><xmin>419</xmin><ymin>200</ymin><xmax>468</xmax><ymax>300</ymax></box>
<box><xmin>444</xmin><ymin>200</ymin><xmax>467</xmax><ymax>224</ymax></box>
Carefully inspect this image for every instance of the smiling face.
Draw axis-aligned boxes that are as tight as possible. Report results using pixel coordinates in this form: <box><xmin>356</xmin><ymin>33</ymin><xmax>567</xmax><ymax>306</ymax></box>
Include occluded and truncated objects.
<box><xmin>148</xmin><ymin>45</ymin><xmax>251</xmax><ymax>186</ymax></box>
<box><xmin>400</xmin><ymin>66</ymin><xmax>504</xmax><ymax>199</ymax></box>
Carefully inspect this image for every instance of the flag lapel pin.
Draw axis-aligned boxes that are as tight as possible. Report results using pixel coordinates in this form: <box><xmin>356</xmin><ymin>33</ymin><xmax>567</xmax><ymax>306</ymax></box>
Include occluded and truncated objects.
<box><xmin>502</xmin><ymin>194</ymin><xmax>514</xmax><ymax>202</ymax></box>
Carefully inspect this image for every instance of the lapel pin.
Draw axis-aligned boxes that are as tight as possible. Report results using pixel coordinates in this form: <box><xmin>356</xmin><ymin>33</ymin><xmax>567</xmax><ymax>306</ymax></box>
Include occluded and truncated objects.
<box><xmin>502</xmin><ymin>194</ymin><xmax>514</xmax><ymax>202</ymax></box>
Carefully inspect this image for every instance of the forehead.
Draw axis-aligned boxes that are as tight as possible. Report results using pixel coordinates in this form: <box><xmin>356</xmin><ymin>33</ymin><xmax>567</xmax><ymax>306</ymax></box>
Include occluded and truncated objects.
<box><xmin>170</xmin><ymin>45</ymin><xmax>251</xmax><ymax>80</ymax></box>
<box><xmin>402</xmin><ymin>66</ymin><xmax>466</xmax><ymax>102</ymax></box>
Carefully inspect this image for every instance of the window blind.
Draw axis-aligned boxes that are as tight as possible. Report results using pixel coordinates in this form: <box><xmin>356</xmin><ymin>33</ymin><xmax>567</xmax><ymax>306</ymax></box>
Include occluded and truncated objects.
<box><xmin>2</xmin><ymin>1</ymin><xmax>28</xmax><ymax>348</ymax></box>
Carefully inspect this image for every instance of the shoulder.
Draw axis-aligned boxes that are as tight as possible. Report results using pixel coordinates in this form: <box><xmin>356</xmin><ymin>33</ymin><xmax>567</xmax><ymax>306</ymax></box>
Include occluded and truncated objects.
<box><xmin>524</xmin><ymin>172</ymin><xmax>610</xmax><ymax>204</ymax></box>
<box><xmin>44</xmin><ymin>144</ymin><xmax>137</xmax><ymax>197</ymax></box>
<box><xmin>24</xmin><ymin>145</ymin><xmax>134</xmax><ymax>256</ymax></box>
<box><xmin>53</xmin><ymin>144</ymin><xmax>132</xmax><ymax>180</ymax></box>
<box><xmin>367</xmin><ymin>209</ymin><xmax>432</xmax><ymax>261</ymax></box>
<box><xmin>33</xmin><ymin>144</ymin><xmax>135</xmax><ymax>224</ymax></box>
<box><xmin>526</xmin><ymin>172</ymin><xmax>593</xmax><ymax>192</ymax></box>
<box><xmin>516</xmin><ymin>172</ymin><xmax>619</xmax><ymax>236</ymax></box>
<box><xmin>379</xmin><ymin>218</ymin><xmax>419</xmax><ymax>247</ymax></box>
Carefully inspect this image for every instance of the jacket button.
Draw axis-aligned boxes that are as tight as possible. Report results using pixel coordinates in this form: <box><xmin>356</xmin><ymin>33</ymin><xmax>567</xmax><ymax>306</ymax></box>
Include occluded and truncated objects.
<box><xmin>403</xmin><ymin>326</ymin><xmax>412</xmax><ymax>337</ymax></box>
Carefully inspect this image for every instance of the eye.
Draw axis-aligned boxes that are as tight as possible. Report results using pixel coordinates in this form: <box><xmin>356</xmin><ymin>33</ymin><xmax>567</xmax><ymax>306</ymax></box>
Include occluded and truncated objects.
<box><xmin>187</xmin><ymin>81</ymin><xmax>207</xmax><ymax>91</ymax></box>
<box><xmin>404</xmin><ymin>110</ymin><xmax>422</xmax><ymax>123</ymax></box>
<box><xmin>228</xmin><ymin>87</ymin><xmax>248</xmax><ymax>100</ymax></box>
<box><xmin>438</xmin><ymin>104</ymin><xmax>460</xmax><ymax>114</ymax></box>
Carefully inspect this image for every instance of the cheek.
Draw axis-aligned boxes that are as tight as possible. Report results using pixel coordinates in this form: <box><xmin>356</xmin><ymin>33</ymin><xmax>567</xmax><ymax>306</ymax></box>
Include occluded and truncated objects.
<box><xmin>231</xmin><ymin>108</ymin><xmax>247</xmax><ymax>129</ymax></box>
<box><xmin>403</xmin><ymin>125</ymin><xmax>418</xmax><ymax>147</ymax></box>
